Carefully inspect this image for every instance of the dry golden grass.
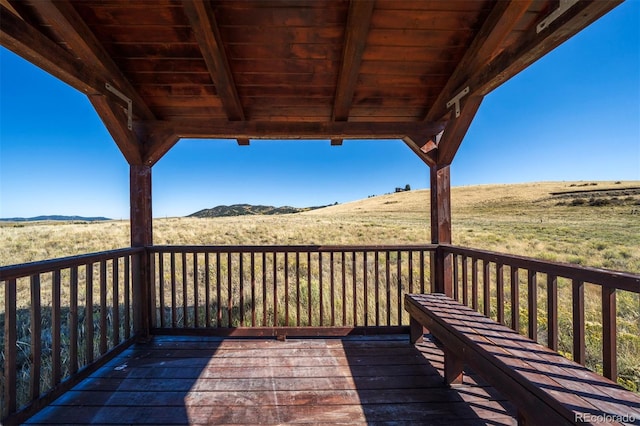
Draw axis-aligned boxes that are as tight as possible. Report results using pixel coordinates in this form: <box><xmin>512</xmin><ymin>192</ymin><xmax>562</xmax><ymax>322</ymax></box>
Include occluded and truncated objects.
<box><xmin>2</xmin><ymin>180</ymin><xmax>638</xmax><ymax>272</ymax></box>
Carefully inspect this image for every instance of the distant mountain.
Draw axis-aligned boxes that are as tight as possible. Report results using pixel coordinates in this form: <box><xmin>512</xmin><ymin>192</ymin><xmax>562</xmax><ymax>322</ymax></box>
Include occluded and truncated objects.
<box><xmin>188</xmin><ymin>204</ymin><xmax>329</xmax><ymax>218</ymax></box>
<box><xmin>0</xmin><ymin>215</ymin><xmax>111</xmax><ymax>222</ymax></box>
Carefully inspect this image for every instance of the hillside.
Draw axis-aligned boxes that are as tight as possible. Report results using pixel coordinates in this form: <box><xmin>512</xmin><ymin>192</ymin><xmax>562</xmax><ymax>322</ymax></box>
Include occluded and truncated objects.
<box><xmin>188</xmin><ymin>204</ymin><xmax>328</xmax><ymax>218</ymax></box>
<box><xmin>0</xmin><ymin>215</ymin><xmax>110</xmax><ymax>222</ymax></box>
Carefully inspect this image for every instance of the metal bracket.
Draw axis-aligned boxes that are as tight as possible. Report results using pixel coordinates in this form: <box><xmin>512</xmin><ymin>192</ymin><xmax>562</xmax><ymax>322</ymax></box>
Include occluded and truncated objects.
<box><xmin>105</xmin><ymin>82</ymin><xmax>133</xmax><ymax>130</ymax></box>
<box><xmin>446</xmin><ymin>86</ymin><xmax>469</xmax><ymax>118</ymax></box>
<box><xmin>537</xmin><ymin>0</ymin><xmax>579</xmax><ymax>33</ymax></box>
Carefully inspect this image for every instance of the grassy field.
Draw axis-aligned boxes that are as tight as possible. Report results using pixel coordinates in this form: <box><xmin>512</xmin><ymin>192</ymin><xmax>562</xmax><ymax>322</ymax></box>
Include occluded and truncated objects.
<box><xmin>2</xmin><ymin>180</ymin><xmax>639</xmax><ymax>271</ymax></box>
<box><xmin>1</xmin><ymin>180</ymin><xmax>639</xmax><ymax>394</ymax></box>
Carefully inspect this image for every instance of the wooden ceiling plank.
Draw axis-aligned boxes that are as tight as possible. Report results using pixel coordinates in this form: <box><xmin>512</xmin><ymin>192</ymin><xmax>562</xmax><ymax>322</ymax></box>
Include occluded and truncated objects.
<box><xmin>182</xmin><ymin>0</ymin><xmax>245</xmax><ymax>121</ymax></box>
<box><xmin>29</xmin><ymin>0</ymin><xmax>155</xmax><ymax>121</ymax></box>
<box><xmin>0</xmin><ymin>4</ymin><xmax>104</xmax><ymax>95</ymax></box>
<box><xmin>332</xmin><ymin>0</ymin><xmax>376</xmax><ymax>121</ymax></box>
<box><xmin>425</xmin><ymin>0</ymin><xmax>532</xmax><ymax>122</ymax></box>
<box><xmin>89</xmin><ymin>94</ymin><xmax>144</xmax><ymax>165</ymax></box>
<box><xmin>152</xmin><ymin>119</ymin><xmax>446</xmax><ymax>142</ymax></box>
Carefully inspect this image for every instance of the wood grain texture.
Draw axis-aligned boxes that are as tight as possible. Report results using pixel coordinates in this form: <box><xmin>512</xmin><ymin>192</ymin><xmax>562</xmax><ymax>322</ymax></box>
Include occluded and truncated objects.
<box><xmin>25</xmin><ymin>335</ymin><xmax>517</xmax><ymax>425</ymax></box>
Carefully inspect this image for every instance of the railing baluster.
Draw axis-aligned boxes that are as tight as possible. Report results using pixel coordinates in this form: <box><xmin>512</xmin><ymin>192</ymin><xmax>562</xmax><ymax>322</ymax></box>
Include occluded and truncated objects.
<box><xmin>4</xmin><ymin>278</ymin><xmax>17</xmax><ymax>417</ymax></box>
<box><xmin>511</xmin><ymin>267</ymin><xmax>519</xmax><ymax>333</ymax></box>
<box><xmin>363</xmin><ymin>251</ymin><xmax>368</xmax><ymax>327</ymax></box>
<box><xmin>547</xmin><ymin>274</ymin><xmax>558</xmax><ymax>350</ymax></box>
<box><xmin>341</xmin><ymin>251</ymin><xmax>346</xmax><ymax>325</ymax></box>
<box><xmin>319</xmin><ymin>252</ymin><xmax>324</xmax><ymax>326</ymax></box>
<box><xmin>307</xmin><ymin>252</ymin><xmax>312</xmax><ymax>326</ymax></box>
<box><xmin>52</xmin><ymin>269</ymin><xmax>62</xmax><ymax>386</ymax></box>
<box><xmin>85</xmin><ymin>263</ymin><xmax>94</xmax><ymax>364</ymax></box>
<box><xmin>284</xmin><ymin>252</ymin><xmax>289</xmax><ymax>327</ymax></box>
<box><xmin>171</xmin><ymin>253</ymin><xmax>177</xmax><ymax>328</ymax></box>
<box><xmin>124</xmin><ymin>256</ymin><xmax>130</xmax><ymax>339</ymax></box>
<box><xmin>352</xmin><ymin>251</ymin><xmax>357</xmax><ymax>326</ymax></box>
<box><xmin>330</xmin><ymin>251</ymin><xmax>335</xmax><ymax>326</ymax></box>
<box><xmin>408</xmin><ymin>250</ymin><xmax>414</xmax><ymax>294</ymax></box>
<box><xmin>99</xmin><ymin>260</ymin><xmax>107</xmax><ymax>355</ymax></box>
<box><xmin>229</xmin><ymin>252</ymin><xmax>234</xmax><ymax>328</ymax></box>
<box><xmin>483</xmin><ymin>260</ymin><xmax>491</xmax><ymax>317</ymax></box>
<box><xmin>194</xmin><ymin>253</ymin><xmax>199</xmax><ymax>328</ymax></box>
<box><xmin>397</xmin><ymin>251</ymin><xmax>402</xmax><ymax>325</ymax></box>
<box><xmin>419</xmin><ymin>250</ymin><xmax>425</xmax><ymax>294</ymax></box>
<box><xmin>113</xmin><ymin>259</ymin><xmax>120</xmax><ymax>345</ymax></box>
<box><xmin>572</xmin><ymin>279</ymin><xmax>585</xmax><ymax>365</ymax></box>
<box><xmin>30</xmin><ymin>274</ymin><xmax>42</xmax><ymax>400</ymax></box>
<box><xmin>374</xmin><ymin>251</ymin><xmax>380</xmax><ymax>326</ymax></box>
<box><xmin>252</xmin><ymin>252</ymin><xmax>257</xmax><ymax>327</ymax></box>
<box><xmin>462</xmin><ymin>255</ymin><xmax>468</xmax><ymax>306</ymax></box>
<box><xmin>273</xmin><ymin>252</ymin><xmax>278</xmax><ymax>326</ymax></box>
<box><xmin>263</xmin><ymin>252</ymin><xmax>268</xmax><ymax>327</ymax></box>
<box><xmin>158</xmin><ymin>253</ymin><xmax>165</xmax><ymax>328</ymax></box>
<box><xmin>239</xmin><ymin>252</ymin><xmax>244</xmax><ymax>327</ymax></box>
<box><xmin>602</xmin><ymin>286</ymin><xmax>617</xmax><ymax>380</ymax></box>
<box><xmin>528</xmin><ymin>270</ymin><xmax>537</xmax><ymax>341</ymax></box>
<box><xmin>453</xmin><ymin>254</ymin><xmax>459</xmax><ymax>302</ymax></box>
<box><xmin>471</xmin><ymin>258</ymin><xmax>478</xmax><ymax>311</ymax></box>
<box><xmin>205</xmin><ymin>253</ymin><xmax>211</xmax><ymax>327</ymax></box>
<box><xmin>182</xmin><ymin>252</ymin><xmax>188</xmax><ymax>327</ymax></box>
<box><xmin>385</xmin><ymin>251</ymin><xmax>391</xmax><ymax>326</ymax></box>
<box><xmin>497</xmin><ymin>263</ymin><xmax>504</xmax><ymax>325</ymax></box>
<box><xmin>69</xmin><ymin>267</ymin><xmax>79</xmax><ymax>374</ymax></box>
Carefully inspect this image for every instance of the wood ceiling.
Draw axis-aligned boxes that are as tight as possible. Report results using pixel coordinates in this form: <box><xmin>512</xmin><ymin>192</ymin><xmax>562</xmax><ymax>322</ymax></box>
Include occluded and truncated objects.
<box><xmin>1</xmin><ymin>0</ymin><xmax>622</xmax><ymax>167</ymax></box>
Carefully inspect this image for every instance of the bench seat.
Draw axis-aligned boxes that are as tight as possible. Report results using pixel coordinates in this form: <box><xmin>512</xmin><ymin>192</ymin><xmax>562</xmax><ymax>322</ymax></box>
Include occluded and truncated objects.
<box><xmin>405</xmin><ymin>293</ymin><xmax>640</xmax><ymax>425</ymax></box>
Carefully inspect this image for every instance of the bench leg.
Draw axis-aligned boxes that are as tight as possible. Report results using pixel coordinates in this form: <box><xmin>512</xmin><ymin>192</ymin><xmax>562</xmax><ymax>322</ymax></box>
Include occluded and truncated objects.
<box><xmin>443</xmin><ymin>347</ymin><xmax>464</xmax><ymax>385</ymax></box>
<box><xmin>409</xmin><ymin>316</ymin><xmax>424</xmax><ymax>343</ymax></box>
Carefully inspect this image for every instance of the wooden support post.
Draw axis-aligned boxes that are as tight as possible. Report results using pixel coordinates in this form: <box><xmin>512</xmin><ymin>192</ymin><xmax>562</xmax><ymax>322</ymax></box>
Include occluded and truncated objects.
<box><xmin>131</xmin><ymin>165</ymin><xmax>152</xmax><ymax>340</ymax></box>
<box><xmin>409</xmin><ymin>316</ymin><xmax>425</xmax><ymax>344</ymax></box>
<box><xmin>430</xmin><ymin>164</ymin><xmax>453</xmax><ymax>296</ymax></box>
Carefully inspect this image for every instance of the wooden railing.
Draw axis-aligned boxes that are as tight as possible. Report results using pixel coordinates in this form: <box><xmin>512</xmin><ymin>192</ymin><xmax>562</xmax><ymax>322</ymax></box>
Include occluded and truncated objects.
<box><xmin>149</xmin><ymin>245</ymin><xmax>436</xmax><ymax>334</ymax></box>
<box><xmin>2</xmin><ymin>243</ymin><xmax>638</xmax><ymax>422</ymax></box>
<box><xmin>443</xmin><ymin>245</ymin><xmax>640</xmax><ymax>385</ymax></box>
<box><xmin>0</xmin><ymin>248</ymin><xmax>144</xmax><ymax>423</ymax></box>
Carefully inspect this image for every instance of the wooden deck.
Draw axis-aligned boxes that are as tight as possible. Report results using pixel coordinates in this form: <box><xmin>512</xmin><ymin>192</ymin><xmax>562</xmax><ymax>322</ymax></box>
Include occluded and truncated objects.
<box><xmin>25</xmin><ymin>334</ymin><xmax>516</xmax><ymax>425</ymax></box>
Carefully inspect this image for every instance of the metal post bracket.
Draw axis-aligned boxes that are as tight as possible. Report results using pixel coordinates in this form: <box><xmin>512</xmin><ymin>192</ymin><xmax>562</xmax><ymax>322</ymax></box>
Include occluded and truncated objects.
<box><xmin>446</xmin><ymin>86</ymin><xmax>470</xmax><ymax>119</ymax></box>
<box><xmin>537</xmin><ymin>0</ymin><xmax>579</xmax><ymax>33</ymax></box>
<box><xmin>105</xmin><ymin>82</ymin><xmax>133</xmax><ymax>130</ymax></box>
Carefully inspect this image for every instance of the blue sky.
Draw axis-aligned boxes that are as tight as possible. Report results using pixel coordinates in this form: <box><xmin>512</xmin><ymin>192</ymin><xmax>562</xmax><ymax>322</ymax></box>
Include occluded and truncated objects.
<box><xmin>1</xmin><ymin>2</ymin><xmax>638</xmax><ymax>219</ymax></box>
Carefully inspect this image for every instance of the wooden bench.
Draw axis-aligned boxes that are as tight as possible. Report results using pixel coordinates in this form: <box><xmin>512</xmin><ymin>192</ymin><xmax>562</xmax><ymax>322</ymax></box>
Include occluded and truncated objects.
<box><xmin>405</xmin><ymin>293</ymin><xmax>640</xmax><ymax>425</ymax></box>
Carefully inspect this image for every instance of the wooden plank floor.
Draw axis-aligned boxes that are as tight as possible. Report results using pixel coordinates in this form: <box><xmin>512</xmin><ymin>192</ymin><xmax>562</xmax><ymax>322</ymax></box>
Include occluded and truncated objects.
<box><xmin>25</xmin><ymin>334</ymin><xmax>517</xmax><ymax>425</ymax></box>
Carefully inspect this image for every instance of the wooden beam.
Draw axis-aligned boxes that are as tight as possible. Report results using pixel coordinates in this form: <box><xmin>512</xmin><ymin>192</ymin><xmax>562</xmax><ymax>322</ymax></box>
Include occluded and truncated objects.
<box><xmin>471</xmin><ymin>0</ymin><xmax>623</xmax><ymax>97</ymax></box>
<box><xmin>89</xmin><ymin>95</ymin><xmax>143</xmax><ymax>165</ymax></box>
<box><xmin>28</xmin><ymin>0</ymin><xmax>155</xmax><ymax>121</ymax></box>
<box><xmin>430</xmin><ymin>164</ymin><xmax>453</xmax><ymax>296</ymax></box>
<box><xmin>402</xmin><ymin>137</ymin><xmax>436</xmax><ymax>167</ymax></box>
<box><xmin>141</xmin><ymin>129</ymin><xmax>180</xmax><ymax>167</ymax></box>
<box><xmin>130</xmin><ymin>165</ymin><xmax>152</xmax><ymax>340</ymax></box>
<box><xmin>182</xmin><ymin>0</ymin><xmax>244</xmax><ymax>121</ymax></box>
<box><xmin>332</xmin><ymin>0</ymin><xmax>375</xmax><ymax>121</ymax></box>
<box><xmin>434</xmin><ymin>96</ymin><xmax>483</xmax><ymax>166</ymax></box>
<box><xmin>151</xmin><ymin>119</ymin><xmax>446</xmax><ymax>142</ymax></box>
<box><xmin>0</xmin><ymin>4</ymin><xmax>104</xmax><ymax>95</ymax></box>
<box><xmin>426</xmin><ymin>0</ymin><xmax>532</xmax><ymax>122</ymax></box>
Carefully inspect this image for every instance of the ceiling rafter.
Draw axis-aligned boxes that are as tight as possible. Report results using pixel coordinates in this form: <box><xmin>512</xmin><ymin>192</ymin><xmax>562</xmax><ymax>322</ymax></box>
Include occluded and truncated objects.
<box><xmin>150</xmin><ymin>120</ymin><xmax>446</xmax><ymax>143</ymax></box>
<box><xmin>333</xmin><ymin>0</ymin><xmax>375</xmax><ymax>120</ymax></box>
<box><xmin>425</xmin><ymin>0</ymin><xmax>532</xmax><ymax>123</ymax></box>
<box><xmin>182</xmin><ymin>0</ymin><xmax>248</xmax><ymax>146</ymax></box>
<box><xmin>331</xmin><ymin>0</ymin><xmax>376</xmax><ymax>145</ymax></box>
<box><xmin>28</xmin><ymin>0</ymin><xmax>155</xmax><ymax>122</ymax></box>
<box><xmin>0</xmin><ymin>4</ymin><xmax>105</xmax><ymax>96</ymax></box>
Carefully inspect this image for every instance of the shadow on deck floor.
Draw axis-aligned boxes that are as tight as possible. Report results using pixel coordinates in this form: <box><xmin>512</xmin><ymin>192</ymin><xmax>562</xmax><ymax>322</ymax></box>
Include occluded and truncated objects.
<box><xmin>25</xmin><ymin>334</ymin><xmax>516</xmax><ymax>425</ymax></box>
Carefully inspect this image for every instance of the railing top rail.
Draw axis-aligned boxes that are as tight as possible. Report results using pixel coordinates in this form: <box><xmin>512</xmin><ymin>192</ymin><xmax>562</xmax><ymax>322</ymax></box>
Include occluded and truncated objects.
<box><xmin>441</xmin><ymin>244</ymin><xmax>640</xmax><ymax>293</ymax></box>
<box><xmin>0</xmin><ymin>247</ymin><xmax>144</xmax><ymax>281</ymax></box>
<box><xmin>149</xmin><ymin>244</ymin><xmax>439</xmax><ymax>254</ymax></box>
